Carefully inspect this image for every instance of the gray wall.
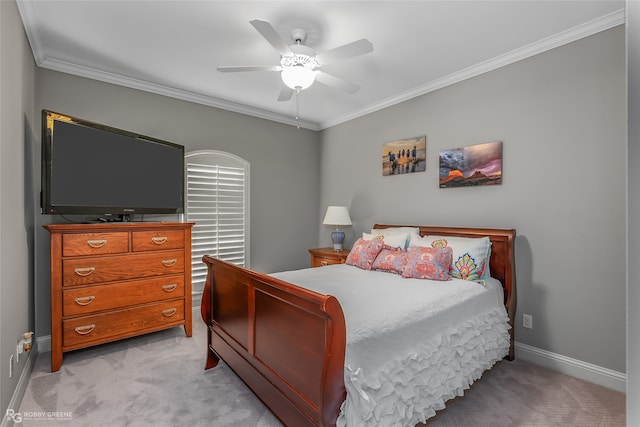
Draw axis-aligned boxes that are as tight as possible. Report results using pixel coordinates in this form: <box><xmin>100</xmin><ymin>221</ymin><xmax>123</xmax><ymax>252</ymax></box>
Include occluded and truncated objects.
<box><xmin>2</xmin><ymin>2</ymin><xmax>633</xmax><ymax>415</ymax></box>
<box><xmin>319</xmin><ymin>26</ymin><xmax>626</xmax><ymax>373</ymax></box>
<box><xmin>627</xmin><ymin>0</ymin><xmax>639</xmax><ymax>423</ymax></box>
<box><xmin>33</xmin><ymin>69</ymin><xmax>321</xmax><ymax>338</ymax></box>
<box><xmin>0</xmin><ymin>0</ymin><xmax>37</xmax><ymax>417</ymax></box>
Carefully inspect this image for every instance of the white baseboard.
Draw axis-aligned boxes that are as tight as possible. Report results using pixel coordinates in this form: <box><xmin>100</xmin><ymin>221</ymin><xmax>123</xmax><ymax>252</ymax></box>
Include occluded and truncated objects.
<box><xmin>2</xmin><ymin>349</ymin><xmax>36</xmax><ymax>427</ymax></box>
<box><xmin>515</xmin><ymin>341</ymin><xmax>626</xmax><ymax>393</ymax></box>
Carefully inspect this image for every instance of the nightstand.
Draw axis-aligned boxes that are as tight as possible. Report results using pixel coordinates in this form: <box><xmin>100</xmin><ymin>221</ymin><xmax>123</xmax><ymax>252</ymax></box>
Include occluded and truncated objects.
<box><xmin>308</xmin><ymin>247</ymin><xmax>350</xmax><ymax>267</ymax></box>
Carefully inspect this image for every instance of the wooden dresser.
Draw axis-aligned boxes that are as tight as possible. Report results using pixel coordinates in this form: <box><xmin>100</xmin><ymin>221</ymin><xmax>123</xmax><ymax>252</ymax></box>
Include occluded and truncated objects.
<box><xmin>44</xmin><ymin>222</ymin><xmax>194</xmax><ymax>372</ymax></box>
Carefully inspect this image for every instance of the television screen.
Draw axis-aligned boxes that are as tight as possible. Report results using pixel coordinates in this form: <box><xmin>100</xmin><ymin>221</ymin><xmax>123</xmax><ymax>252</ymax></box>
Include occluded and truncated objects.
<box><xmin>41</xmin><ymin>110</ymin><xmax>184</xmax><ymax>217</ymax></box>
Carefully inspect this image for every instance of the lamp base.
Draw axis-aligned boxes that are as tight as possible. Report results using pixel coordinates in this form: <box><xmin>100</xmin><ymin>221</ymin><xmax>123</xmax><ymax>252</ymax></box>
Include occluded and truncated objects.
<box><xmin>331</xmin><ymin>229</ymin><xmax>345</xmax><ymax>251</ymax></box>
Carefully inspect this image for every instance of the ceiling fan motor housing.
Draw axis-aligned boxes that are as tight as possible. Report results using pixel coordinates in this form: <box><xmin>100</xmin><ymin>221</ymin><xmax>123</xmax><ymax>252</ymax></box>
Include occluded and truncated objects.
<box><xmin>281</xmin><ymin>44</ymin><xmax>318</xmax><ymax>69</ymax></box>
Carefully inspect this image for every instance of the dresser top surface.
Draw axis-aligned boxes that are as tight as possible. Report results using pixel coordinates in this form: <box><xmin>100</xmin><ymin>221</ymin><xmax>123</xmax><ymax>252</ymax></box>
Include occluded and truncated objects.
<box><xmin>44</xmin><ymin>222</ymin><xmax>194</xmax><ymax>233</ymax></box>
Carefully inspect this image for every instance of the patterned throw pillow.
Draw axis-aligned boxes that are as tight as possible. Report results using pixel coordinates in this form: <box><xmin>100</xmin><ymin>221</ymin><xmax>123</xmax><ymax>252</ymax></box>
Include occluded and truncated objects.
<box><xmin>409</xmin><ymin>235</ymin><xmax>491</xmax><ymax>282</ymax></box>
<box><xmin>371</xmin><ymin>248</ymin><xmax>408</xmax><ymax>274</ymax></box>
<box><xmin>401</xmin><ymin>246</ymin><xmax>453</xmax><ymax>281</ymax></box>
<box><xmin>345</xmin><ymin>238</ymin><xmax>384</xmax><ymax>270</ymax></box>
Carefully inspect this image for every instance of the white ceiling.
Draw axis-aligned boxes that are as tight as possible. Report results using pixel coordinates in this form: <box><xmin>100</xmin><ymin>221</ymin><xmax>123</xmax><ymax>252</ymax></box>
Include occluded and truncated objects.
<box><xmin>17</xmin><ymin>1</ymin><xmax>625</xmax><ymax>130</ymax></box>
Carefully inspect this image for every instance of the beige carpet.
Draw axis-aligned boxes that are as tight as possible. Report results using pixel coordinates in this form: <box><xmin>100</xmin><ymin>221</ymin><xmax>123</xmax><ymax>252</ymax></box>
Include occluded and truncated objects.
<box><xmin>18</xmin><ymin>319</ymin><xmax>625</xmax><ymax>426</ymax></box>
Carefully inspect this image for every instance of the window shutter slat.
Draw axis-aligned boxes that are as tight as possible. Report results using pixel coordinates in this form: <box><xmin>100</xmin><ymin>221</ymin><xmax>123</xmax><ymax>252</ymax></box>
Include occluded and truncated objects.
<box><xmin>185</xmin><ymin>153</ymin><xmax>249</xmax><ymax>297</ymax></box>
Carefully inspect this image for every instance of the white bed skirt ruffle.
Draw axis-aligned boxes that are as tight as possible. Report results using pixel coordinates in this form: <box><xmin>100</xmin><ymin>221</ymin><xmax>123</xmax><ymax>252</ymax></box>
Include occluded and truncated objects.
<box><xmin>337</xmin><ymin>308</ymin><xmax>511</xmax><ymax>427</ymax></box>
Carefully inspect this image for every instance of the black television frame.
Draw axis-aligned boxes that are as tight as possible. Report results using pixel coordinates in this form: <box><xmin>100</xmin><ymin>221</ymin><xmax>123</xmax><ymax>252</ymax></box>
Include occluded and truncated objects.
<box><xmin>41</xmin><ymin>110</ymin><xmax>185</xmax><ymax>217</ymax></box>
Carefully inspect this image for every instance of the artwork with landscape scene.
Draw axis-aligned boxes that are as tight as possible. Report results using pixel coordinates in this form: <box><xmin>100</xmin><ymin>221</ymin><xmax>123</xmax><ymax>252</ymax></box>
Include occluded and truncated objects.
<box><xmin>382</xmin><ymin>135</ymin><xmax>426</xmax><ymax>176</ymax></box>
<box><xmin>439</xmin><ymin>141</ymin><xmax>502</xmax><ymax>188</ymax></box>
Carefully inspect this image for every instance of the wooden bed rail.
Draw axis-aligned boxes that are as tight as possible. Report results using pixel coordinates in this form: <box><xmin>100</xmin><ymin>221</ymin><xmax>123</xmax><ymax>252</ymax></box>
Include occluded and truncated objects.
<box><xmin>201</xmin><ymin>255</ymin><xmax>347</xmax><ymax>426</ymax></box>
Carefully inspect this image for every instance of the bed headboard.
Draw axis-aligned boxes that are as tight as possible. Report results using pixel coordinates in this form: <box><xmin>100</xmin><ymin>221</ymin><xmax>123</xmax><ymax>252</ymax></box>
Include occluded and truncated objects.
<box><xmin>374</xmin><ymin>224</ymin><xmax>517</xmax><ymax>360</ymax></box>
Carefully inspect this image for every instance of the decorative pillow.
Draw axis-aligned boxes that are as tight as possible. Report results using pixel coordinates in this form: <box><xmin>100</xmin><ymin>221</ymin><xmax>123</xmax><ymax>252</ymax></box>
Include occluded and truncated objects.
<box><xmin>411</xmin><ymin>235</ymin><xmax>491</xmax><ymax>282</ymax></box>
<box><xmin>371</xmin><ymin>248</ymin><xmax>408</xmax><ymax>274</ymax></box>
<box><xmin>362</xmin><ymin>232</ymin><xmax>407</xmax><ymax>250</ymax></box>
<box><xmin>408</xmin><ymin>233</ymin><xmax>431</xmax><ymax>248</ymax></box>
<box><xmin>345</xmin><ymin>238</ymin><xmax>384</xmax><ymax>270</ymax></box>
<box><xmin>362</xmin><ymin>232</ymin><xmax>383</xmax><ymax>241</ymax></box>
<box><xmin>370</xmin><ymin>227</ymin><xmax>420</xmax><ymax>236</ymax></box>
<box><xmin>371</xmin><ymin>227</ymin><xmax>420</xmax><ymax>248</ymax></box>
<box><xmin>401</xmin><ymin>246</ymin><xmax>453</xmax><ymax>281</ymax></box>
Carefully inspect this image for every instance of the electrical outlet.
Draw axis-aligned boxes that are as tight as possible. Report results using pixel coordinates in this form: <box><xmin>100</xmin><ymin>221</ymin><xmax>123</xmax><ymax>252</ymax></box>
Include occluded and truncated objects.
<box><xmin>523</xmin><ymin>314</ymin><xmax>533</xmax><ymax>329</ymax></box>
<box><xmin>9</xmin><ymin>355</ymin><xmax>13</xmax><ymax>378</ymax></box>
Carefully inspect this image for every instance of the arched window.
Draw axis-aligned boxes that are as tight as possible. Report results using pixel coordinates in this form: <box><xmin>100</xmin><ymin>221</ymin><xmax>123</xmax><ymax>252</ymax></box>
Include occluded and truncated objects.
<box><xmin>184</xmin><ymin>150</ymin><xmax>249</xmax><ymax>301</ymax></box>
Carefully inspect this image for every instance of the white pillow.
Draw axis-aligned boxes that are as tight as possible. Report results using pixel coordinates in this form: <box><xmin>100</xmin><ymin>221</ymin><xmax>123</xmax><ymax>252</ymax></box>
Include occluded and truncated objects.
<box><xmin>370</xmin><ymin>227</ymin><xmax>420</xmax><ymax>249</ymax></box>
<box><xmin>370</xmin><ymin>227</ymin><xmax>420</xmax><ymax>236</ymax></box>
<box><xmin>362</xmin><ymin>232</ymin><xmax>408</xmax><ymax>250</ymax></box>
<box><xmin>408</xmin><ymin>233</ymin><xmax>431</xmax><ymax>247</ymax></box>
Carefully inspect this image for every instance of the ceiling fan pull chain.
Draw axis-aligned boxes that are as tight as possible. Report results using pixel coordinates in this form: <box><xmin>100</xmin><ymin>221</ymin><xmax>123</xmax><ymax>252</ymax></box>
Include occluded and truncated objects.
<box><xmin>296</xmin><ymin>89</ymin><xmax>301</xmax><ymax>129</ymax></box>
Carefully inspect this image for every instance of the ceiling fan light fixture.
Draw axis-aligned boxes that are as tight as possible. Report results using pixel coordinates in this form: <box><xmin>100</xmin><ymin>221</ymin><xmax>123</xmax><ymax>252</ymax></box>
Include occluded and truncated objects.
<box><xmin>281</xmin><ymin>65</ymin><xmax>316</xmax><ymax>90</ymax></box>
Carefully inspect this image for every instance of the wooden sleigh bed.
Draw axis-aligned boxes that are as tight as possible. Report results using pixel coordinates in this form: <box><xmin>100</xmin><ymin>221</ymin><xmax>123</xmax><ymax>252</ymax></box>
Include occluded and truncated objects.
<box><xmin>200</xmin><ymin>225</ymin><xmax>516</xmax><ymax>426</ymax></box>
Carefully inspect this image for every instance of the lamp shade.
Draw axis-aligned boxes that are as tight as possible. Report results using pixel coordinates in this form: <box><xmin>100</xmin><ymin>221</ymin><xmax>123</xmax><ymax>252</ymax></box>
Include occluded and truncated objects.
<box><xmin>322</xmin><ymin>206</ymin><xmax>352</xmax><ymax>226</ymax></box>
<box><xmin>281</xmin><ymin>65</ymin><xmax>316</xmax><ymax>90</ymax></box>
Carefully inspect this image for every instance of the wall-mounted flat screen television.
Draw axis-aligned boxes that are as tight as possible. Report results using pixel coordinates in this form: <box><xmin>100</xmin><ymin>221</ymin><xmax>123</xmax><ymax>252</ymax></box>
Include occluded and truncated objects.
<box><xmin>41</xmin><ymin>110</ymin><xmax>184</xmax><ymax>217</ymax></box>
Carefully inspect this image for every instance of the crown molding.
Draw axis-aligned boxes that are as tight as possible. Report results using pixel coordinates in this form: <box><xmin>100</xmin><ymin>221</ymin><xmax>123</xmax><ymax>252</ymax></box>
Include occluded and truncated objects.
<box><xmin>36</xmin><ymin>57</ymin><xmax>320</xmax><ymax>131</ymax></box>
<box><xmin>319</xmin><ymin>8</ymin><xmax>626</xmax><ymax>130</ymax></box>
<box><xmin>17</xmin><ymin>2</ymin><xmax>624</xmax><ymax>132</ymax></box>
<box><xmin>16</xmin><ymin>0</ymin><xmax>319</xmax><ymax>131</ymax></box>
<box><xmin>16</xmin><ymin>0</ymin><xmax>46</xmax><ymax>63</ymax></box>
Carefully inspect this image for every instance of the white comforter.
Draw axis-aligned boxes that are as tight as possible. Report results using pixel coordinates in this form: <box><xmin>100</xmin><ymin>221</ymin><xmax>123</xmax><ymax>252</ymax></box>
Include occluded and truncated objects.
<box><xmin>272</xmin><ymin>264</ymin><xmax>510</xmax><ymax>426</ymax></box>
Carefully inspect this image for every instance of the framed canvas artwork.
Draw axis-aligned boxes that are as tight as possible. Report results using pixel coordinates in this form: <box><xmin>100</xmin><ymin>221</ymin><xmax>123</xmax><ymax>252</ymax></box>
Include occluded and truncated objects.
<box><xmin>439</xmin><ymin>141</ymin><xmax>502</xmax><ymax>188</ymax></box>
<box><xmin>382</xmin><ymin>135</ymin><xmax>426</xmax><ymax>176</ymax></box>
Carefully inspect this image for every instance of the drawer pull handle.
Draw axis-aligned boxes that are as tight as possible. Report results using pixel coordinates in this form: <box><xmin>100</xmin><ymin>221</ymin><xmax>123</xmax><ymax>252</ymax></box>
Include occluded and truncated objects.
<box><xmin>151</xmin><ymin>236</ymin><xmax>168</xmax><ymax>245</ymax></box>
<box><xmin>74</xmin><ymin>296</ymin><xmax>95</xmax><ymax>306</ymax></box>
<box><xmin>162</xmin><ymin>284</ymin><xmax>178</xmax><ymax>292</ymax></box>
<box><xmin>87</xmin><ymin>239</ymin><xmax>107</xmax><ymax>248</ymax></box>
<box><xmin>74</xmin><ymin>324</ymin><xmax>96</xmax><ymax>335</ymax></box>
<box><xmin>162</xmin><ymin>259</ymin><xmax>177</xmax><ymax>267</ymax></box>
<box><xmin>321</xmin><ymin>261</ymin><xmax>329</xmax><ymax>266</ymax></box>
<box><xmin>162</xmin><ymin>308</ymin><xmax>177</xmax><ymax>317</ymax></box>
<box><xmin>74</xmin><ymin>267</ymin><xmax>95</xmax><ymax>277</ymax></box>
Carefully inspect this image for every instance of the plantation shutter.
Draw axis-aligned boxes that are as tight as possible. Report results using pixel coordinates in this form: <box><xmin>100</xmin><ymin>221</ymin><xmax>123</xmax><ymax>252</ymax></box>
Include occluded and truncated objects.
<box><xmin>185</xmin><ymin>151</ymin><xmax>249</xmax><ymax>300</ymax></box>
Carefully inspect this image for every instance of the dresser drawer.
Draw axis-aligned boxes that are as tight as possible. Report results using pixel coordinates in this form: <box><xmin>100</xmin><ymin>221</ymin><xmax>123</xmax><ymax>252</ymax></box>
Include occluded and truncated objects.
<box><xmin>132</xmin><ymin>230</ymin><xmax>185</xmax><ymax>252</ymax></box>
<box><xmin>63</xmin><ymin>275</ymin><xmax>185</xmax><ymax>316</ymax></box>
<box><xmin>63</xmin><ymin>232</ymin><xmax>129</xmax><ymax>257</ymax></box>
<box><xmin>308</xmin><ymin>248</ymin><xmax>350</xmax><ymax>268</ymax></box>
<box><xmin>62</xmin><ymin>250</ymin><xmax>185</xmax><ymax>286</ymax></box>
<box><xmin>311</xmin><ymin>256</ymin><xmax>345</xmax><ymax>267</ymax></box>
<box><xmin>63</xmin><ymin>299</ymin><xmax>185</xmax><ymax>348</ymax></box>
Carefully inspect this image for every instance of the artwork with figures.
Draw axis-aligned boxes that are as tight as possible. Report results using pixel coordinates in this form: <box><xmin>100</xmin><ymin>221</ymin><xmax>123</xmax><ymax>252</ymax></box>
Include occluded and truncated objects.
<box><xmin>439</xmin><ymin>141</ymin><xmax>503</xmax><ymax>188</ymax></box>
<box><xmin>382</xmin><ymin>135</ymin><xmax>426</xmax><ymax>176</ymax></box>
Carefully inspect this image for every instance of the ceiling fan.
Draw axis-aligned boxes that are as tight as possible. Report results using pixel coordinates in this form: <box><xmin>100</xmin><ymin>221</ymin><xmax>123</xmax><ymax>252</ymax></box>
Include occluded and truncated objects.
<box><xmin>218</xmin><ymin>19</ymin><xmax>374</xmax><ymax>102</ymax></box>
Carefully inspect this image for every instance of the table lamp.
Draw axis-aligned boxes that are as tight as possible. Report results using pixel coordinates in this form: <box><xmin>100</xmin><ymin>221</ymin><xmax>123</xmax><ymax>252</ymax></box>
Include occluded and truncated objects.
<box><xmin>322</xmin><ymin>206</ymin><xmax>352</xmax><ymax>251</ymax></box>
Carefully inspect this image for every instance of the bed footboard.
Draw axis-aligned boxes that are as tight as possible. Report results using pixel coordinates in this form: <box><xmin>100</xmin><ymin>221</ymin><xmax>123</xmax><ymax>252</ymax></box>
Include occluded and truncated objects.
<box><xmin>200</xmin><ymin>255</ymin><xmax>347</xmax><ymax>427</ymax></box>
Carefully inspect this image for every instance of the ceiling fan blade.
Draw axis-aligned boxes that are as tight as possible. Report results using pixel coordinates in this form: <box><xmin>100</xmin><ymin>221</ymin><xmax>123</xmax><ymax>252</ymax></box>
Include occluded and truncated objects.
<box><xmin>250</xmin><ymin>19</ymin><xmax>293</xmax><ymax>57</ymax></box>
<box><xmin>277</xmin><ymin>86</ymin><xmax>294</xmax><ymax>102</ymax></box>
<box><xmin>315</xmin><ymin>39</ymin><xmax>373</xmax><ymax>65</ymax></box>
<box><xmin>217</xmin><ymin>65</ymin><xmax>281</xmax><ymax>73</ymax></box>
<box><xmin>315</xmin><ymin>71</ymin><xmax>360</xmax><ymax>94</ymax></box>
